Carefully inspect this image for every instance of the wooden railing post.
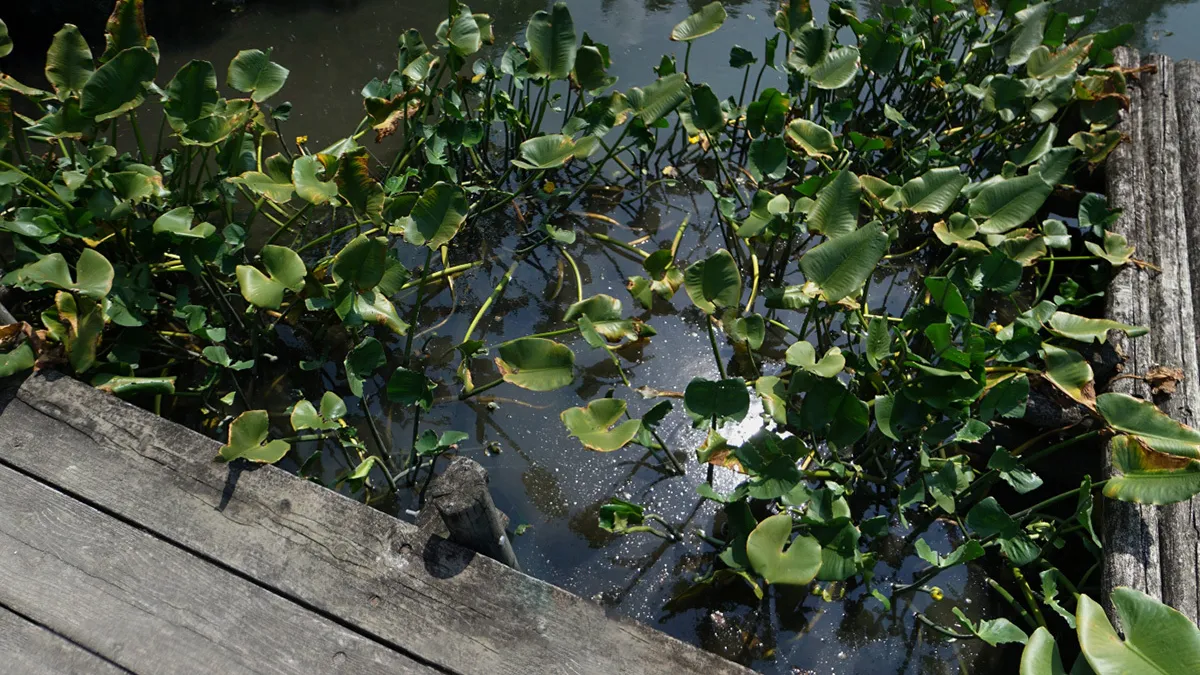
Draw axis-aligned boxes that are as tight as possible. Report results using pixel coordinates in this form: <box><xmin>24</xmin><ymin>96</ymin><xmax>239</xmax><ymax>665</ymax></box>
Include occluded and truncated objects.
<box><xmin>425</xmin><ymin>457</ymin><xmax>520</xmax><ymax>570</ymax></box>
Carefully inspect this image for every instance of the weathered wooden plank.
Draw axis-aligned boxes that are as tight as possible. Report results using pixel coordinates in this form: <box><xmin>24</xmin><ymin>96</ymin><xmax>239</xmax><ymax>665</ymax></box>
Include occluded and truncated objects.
<box><xmin>1180</xmin><ymin>59</ymin><xmax>1200</xmax><ymax>373</ymax></box>
<box><xmin>0</xmin><ymin>462</ymin><xmax>434</xmax><ymax>675</ymax></box>
<box><xmin>1103</xmin><ymin>48</ymin><xmax>1200</xmax><ymax>624</ymax></box>
<box><xmin>0</xmin><ymin>606</ymin><xmax>127</xmax><ymax>675</ymax></box>
<box><xmin>0</xmin><ymin>372</ymin><xmax>750</xmax><ymax>675</ymax></box>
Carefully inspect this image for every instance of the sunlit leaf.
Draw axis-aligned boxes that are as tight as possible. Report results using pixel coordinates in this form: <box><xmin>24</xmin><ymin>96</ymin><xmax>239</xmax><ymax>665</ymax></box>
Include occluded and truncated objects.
<box><xmin>1097</xmin><ymin>393</ymin><xmax>1200</xmax><ymax>458</ymax></box>
<box><xmin>901</xmin><ymin>167</ymin><xmax>968</xmax><ymax>215</ymax></box>
<box><xmin>398</xmin><ymin>181</ymin><xmax>468</xmax><ymax>250</ymax></box>
<box><xmin>1078</xmin><ymin>588</ymin><xmax>1200</xmax><ymax>674</ymax></box>
<box><xmin>495</xmin><ymin>338</ymin><xmax>575</xmax><ymax>391</ymax></box>
<box><xmin>526</xmin><ymin>2</ymin><xmax>577</xmax><ymax>80</ymax></box>
<box><xmin>745</xmin><ymin>514</ymin><xmax>822</xmax><ymax>585</ymax></box>
<box><xmin>799</xmin><ymin>221</ymin><xmax>888</xmax><ymax>302</ymax></box>
<box><xmin>671</xmin><ymin>2</ymin><xmax>727</xmax><ymax>42</ymax></box>
<box><xmin>45</xmin><ymin>25</ymin><xmax>94</xmax><ymax>98</ymax></box>
<box><xmin>227</xmin><ymin>48</ymin><xmax>289</xmax><ymax>102</ymax></box>
<box><xmin>684</xmin><ymin>249</ymin><xmax>742</xmax><ymax>315</ymax></box>
<box><xmin>218</xmin><ymin>410</ymin><xmax>290</xmax><ymax>463</ymax></box>
<box><xmin>80</xmin><ymin>47</ymin><xmax>156</xmax><ymax>122</ymax></box>
<box><xmin>1104</xmin><ymin>434</ymin><xmax>1200</xmax><ymax>505</ymax></box>
<box><xmin>561</xmin><ymin>398</ymin><xmax>642</xmax><ymax>451</ymax></box>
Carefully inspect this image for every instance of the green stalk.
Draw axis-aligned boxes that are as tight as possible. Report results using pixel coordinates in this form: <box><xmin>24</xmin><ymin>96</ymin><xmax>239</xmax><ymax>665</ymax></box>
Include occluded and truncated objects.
<box><xmin>706</xmin><ymin>316</ymin><xmax>727</xmax><ymax>379</ymax></box>
<box><xmin>262</xmin><ymin>203</ymin><xmax>313</xmax><ymax>247</ymax></box>
<box><xmin>128</xmin><ymin>109</ymin><xmax>149</xmax><ymax>164</ymax></box>
<box><xmin>403</xmin><ymin>247</ymin><xmax>435</xmax><ymax>366</ymax></box>
<box><xmin>462</xmin><ymin>258</ymin><xmax>521</xmax><ymax>342</ymax></box>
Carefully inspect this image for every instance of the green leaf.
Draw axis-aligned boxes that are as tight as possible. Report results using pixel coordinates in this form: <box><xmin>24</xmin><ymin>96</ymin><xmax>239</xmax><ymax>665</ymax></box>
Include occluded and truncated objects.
<box><xmin>235</xmin><ymin>245</ymin><xmax>305</xmax><ymax>310</ymax></box>
<box><xmin>724</xmin><ymin>312</ymin><xmax>765</xmax><ymax>350</ymax></box>
<box><xmin>1021</xmin><ymin>627</ymin><xmax>1069</xmax><ymax>675</ymax></box>
<box><xmin>670</xmin><ymin>2</ymin><xmax>727</xmax><ymax>42</ymax></box>
<box><xmin>786</xmin><ymin>119</ymin><xmax>837</xmax><ymax>157</ymax></box>
<box><xmin>100</xmin><ymin>0</ymin><xmax>153</xmax><ymax>63</ymax></box>
<box><xmin>628</xmin><ymin>73</ymin><xmax>690</xmax><ymax>126</ymax></box>
<box><xmin>526</xmin><ymin>3</ymin><xmax>577</xmax><ymax>80</ymax></box>
<box><xmin>1084</xmin><ymin>232</ymin><xmax>1135</xmax><ymax>266</ymax></box>
<box><xmin>900</xmin><ymin>167</ymin><xmax>968</xmax><ymax>214</ymax></box>
<box><xmin>345</xmin><ymin>337</ymin><xmax>385</xmax><ymax>397</ymax></box>
<box><xmin>598</xmin><ymin>498</ymin><xmax>649</xmax><ymax>534</ymax></box>
<box><xmin>153</xmin><ymin>206</ymin><xmax>215</xmax><ymax>239</ymax></box>
<box><xmin>689</xmin><ymin>84</ymin><xmax>725</xmax><ymax>134</ymax></box>
<box><xmin>80</xmin><ymin>47</ymin><xmax>156</xmax><ymax>122</ymax></box>
<box><xmin>438</xmin><ymin>12</ymin><xmax>482</xmax><ymax>57</ymax></box>
<box><xmin>227</xmin><ymin>48</ymin><xmax>289</xmax><ymax>102</ymax></box>
<box><xmin>0</xmin><ymin>18</ymin><xmax>10</xmax><ymax>58</ymax></box>
<box><xmin>573</xmin><ymin>45</ymin><xmax>617</xmax><ymax>91</ymax></box>
<box><xmin>1008</xmin><ymin>2</ymin><xmax>1052</xmax><ymax>67</ymax></box>
<box><xmin>954</xmin><ymin>608</ymin><xmax>1029</xmax><ymax>647</ymax></box>
<box><xmin>1043</xmin><ymin>343</ymin><xmax>1094</xmax><ymax>407</ymax></box>
<box><xmin>91</xmin><ymin>374</ymin><xmax>176</xmax><ymax>396</ymax></box>
<box><xmin>291</xmin><ymin>391</ymin><xmax>346</xmax><ymax>431</ymax></box>
<box><xmin>866</xmin><ymin>316</ymin><xmax>891</xmax><ymax>369</ymax></box>
<box><xmin>809</xmin><ymin>170</ymin><xmax>861</xmax><ymax>238</ymax></box>
<box><xmin>1027</xmin><ymin>37</ymin><xmax>1093</xmax><ymax>79</ymax></box>
<box><xmin>1048</xmin><ymin>311</ymin><xmax>1147</xmax><ymax>344</ymax></box>
<box><xmin>45</xmin><ymin>25</ymin><xmax>94</xmax><ymax>98</ymax></box>
<box><xmin>336</xmin><ymin>147</ymin><xmax>384</xmax><ymax>223</ymax></box>
<box><xmin>684</xmin><ymin>249</ymin><xmax>742</xmax><ymax>315</ymax></box>
<box><xmin>229</xmin><ymin>171</ymin><xmax>294</xmax><ymax>203</ymax></box>
<box><xmin>914</xmin><ymin>538</ymin><xmax>984</xmax><ymax>569</ymax></box>
<box><xmin>387</xmin><ymin>367</ymin><xmax>435</xmax><ymax>411</ymax></box>
<box><xmin>0</xmin><ymin>342</ymin><xmax>35</xmax><ymax>378</ymax></box>
<box><xmin>163</xmin><ymin>60</ymin><xmax>219</xmax><ymax>131</ymax></box>
<box><xmin>512</xmin><ymin>134</ymin><xmax>580</xmax><ymax>170</ymax></box>
<box><xmin>969</xmin><ymin>174</ymin><xmax>1053</xmax><ymax>235</ymax></box>
<box><xmin>988</xmin><ymin>448</ymin><xmax>1043</xmax><ymax>494</ymax></box>
<box><xmin>332</xmin><ymin>235</ymin><xmax>388</xmax><ymax>292</ymax></box>
<box><xmin>218</xmin><ymin>410</ymin><xmax>290</xmax><ymax>463</ymax></box>
<box><xmin>398</xmin><ymin>181</ymin><xmax>468</xmax><ymax>250</ymax></box>
<box><xmin>292</xmin><ymin>154</ymin><xmax>338</xmax><ymax>205</ymax></box>
<box><xmin>684</xmin><ymin>377</ymin><xmax>749</xmax><ymax>425</ymax></box>
<box><xmin>564</xmin><ymin>294</ymin><xmax>648</xmax><ymax>342</ymax></box>
<box><xmin>8</xmin><ymin>249</ymin><xmax>114</xmax><ymax>299</ymax></box>
<box><xmin>1097</xmin><ymin>393</ymin><xmax>1200</xmax><ymax>458</ymax></box>
<box><xmin>561</xmin><ymin>398</ymin><xmax>642</xmax><ymax>452</ymax></box>
<box><xmin>745</xmin><ymin>514</ymin><xmax>822</xmax><ymax>586</ymax></box>
<box><xmin>347</xmin><ymin>457</ymin><xmax>377</xmax><ymax>482</ymax></box>
<box><xmin>495</xmin><ymin>338</ymin><xmax>575</xmax><ymax>391</ymax></box>
<box><xmin>786</xmin><ymin>341</ymin><xmax>845</xmax><ymax>378</ymax></box>
<box><xmin>1078</xmin><ymin>588</ymin><xmax>1200</xmax><ymax>675</ymax></box>
<box><xmin>799</xmin><ymin>221</ymin><xmax>888</xmax><ymax>302</ymax></box>
<box><xmin>1104</xmin><ymin>435</ymin><xmax>1200</xmax><ymax>505</ymax></box>
<box><xmin>747</xmin><ymin>136</ymin><xmax>787</xmax><ymax>182</ymax></box>
<box><xmin>808</xmin><ymin>46</ymin><xmax>860</xmax><ymax>90</ymax></box>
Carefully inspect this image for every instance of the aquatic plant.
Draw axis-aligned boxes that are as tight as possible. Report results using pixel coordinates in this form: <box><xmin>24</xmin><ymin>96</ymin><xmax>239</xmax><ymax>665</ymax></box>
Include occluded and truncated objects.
<box><xmin>2</xmin><ymin>0</ymin><xmax>1200</xmax><ymax>669</ymax></box>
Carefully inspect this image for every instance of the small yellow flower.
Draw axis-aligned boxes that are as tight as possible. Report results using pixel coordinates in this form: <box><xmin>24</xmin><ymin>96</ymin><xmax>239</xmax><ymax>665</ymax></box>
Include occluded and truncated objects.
<box><xmin>471</xmin><ymin>72</ymin><xmax>485</xmax><ymax>84</ymax></box>
<box><xmin>295</xmin><ymin>135</ymin><xmax>309</xmax><ymax>146</ymax></box>
<box><xmin>989</xmin><ymin>322</ymin><xmax>1003</xmax><ymax>334</ymax></box>
<box><xmin>543</xmin><ymin>181</ymin><xmax>557</xmax><ymax>194</ymax></box>
<box><xmin>929</xmin><ymin>587</ymin><xmax>945</xmax><ymax>602</ymax></box>
<box><xmin>687</xmin><ymin>134</ymin><xmax>700</xmax><ymax>145</ymax></box>
<box><xmin>932</xmin><ymin>76</ymin><xmax>946</xmax><ymax>89</ymax></box>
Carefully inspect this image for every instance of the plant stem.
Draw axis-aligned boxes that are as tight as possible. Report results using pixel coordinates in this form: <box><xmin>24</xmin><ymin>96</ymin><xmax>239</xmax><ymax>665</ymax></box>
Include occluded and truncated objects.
<box><xmin>706</xmin><ymin>316</ymin><xmax>727</xmax><ymax>379</ymax></box>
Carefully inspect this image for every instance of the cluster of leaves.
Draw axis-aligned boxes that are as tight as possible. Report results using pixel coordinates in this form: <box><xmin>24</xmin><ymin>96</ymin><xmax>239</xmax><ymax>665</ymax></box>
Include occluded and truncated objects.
<box><xmin>3</xmin><ymin>0</ymin><xmax>1200</xmax><ymax>668</ymax></box>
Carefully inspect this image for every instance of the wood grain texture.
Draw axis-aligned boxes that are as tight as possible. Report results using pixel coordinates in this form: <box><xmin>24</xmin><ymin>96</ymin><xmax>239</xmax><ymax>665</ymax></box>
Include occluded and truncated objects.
<box><xmin>426</xmin><ymin>456</ymin><xmax>520</xmax><ymax>569</ymax></box>
<box><xmin>0</xmin><ymin>606</ymin><xmax>128</xmax><ymax>675</ymax></box>
<box><xmin>0</xmin><ymin>463</ymin><xmax>433</xmax><ymax>675</ymax></box>
<box><xmin>1103</xmin><ymin>48</ymin><xmax>1200</xmax><ymax>624</ymax></box>
<box><xmin>0</xmin><ymin>371</ymin><xmax>751</xmax><ymax>675</ymax></box>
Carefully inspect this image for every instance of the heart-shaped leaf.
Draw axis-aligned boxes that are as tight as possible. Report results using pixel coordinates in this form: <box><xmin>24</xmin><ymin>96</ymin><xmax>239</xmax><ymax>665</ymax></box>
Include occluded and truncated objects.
<box><xmin>45</xmin><ymin>25</ymin><xmax>94</xmax><ymax>98</ymax></box>
<box><xmin>163</xmin><ymin>60</ymin><xmax>219</xmax><ymax>131</ymax></box>
<box><xmin>292</xmin><ymin>154</ymin><xmax>338</xmax><ymax>205</ymax></box>
<box><xmin>387</xmin><ymin>367</ymin><xmax>436</xmax><ymax>411</ymax></box>
<box><xmin>1097</xmin><ymin>393</ymin><xmax>1200</xmax><ymax>458</ymax></box>
<box><xmin>799</xmin><ymin>220</ymin><xmax>888</xmax><ymax>302</ymax></box>
<box><xmin>80</xmin><ymin>46</ymin><xmax>156</xmax><ymax>121</ymax></box>
<box><xmin>526</xmin><ymin>2</ymin><xmax>577</xmax><ymax>80</ymax></box>
<box><xmin>495</xmin><ymin>338</ymin><xmax>575</xmax><ymax>391</ymax></box>
<box><xmin>0</xmin><ymin>342</ymin><xmax>36</xmax><ymax>378</ymax></box>
<box><xmin>227</xmin><ymin>48</ymin><xmax>289</xmax><ymax>102</ymax></box>
<box><xmin>6</xmin><ymin>248</ymin><xmax>114</xmax><ymax>299</ymax></box>
<box><xmin>512</xmin><ymin>134</ymin><xmax>579</xmax><ymax>170</ymax></box>
<box><xmin>564</xmin><ymin>294</ymin><xmax>650</xmax><ymax>342</ymax></box>
<box><xmin>561</xmin><ymin>398</ymin><xmax>642</xmax><ymax>452</ymax></box>
<box><xmin>671</xmin><ymin>2</ymin><xmax>727</xmax><ymax>42</ymax></box>
<box><xmin>337</xmin><ymin>147</ymin><xmax>384</xmax><ymax>223</ymax></box>
<box><xmin>235</xmin><ymin>245</ymin><xmax>306</xmax><ymax>309</ymax></box>
<box><xmin>1104</xmin><ymin>434</ymin><xmax>1200</xmax><ymax>505</ymax></box>
<box><xmin>684</xmin><ymin>249</ymin><xmax>742</xmax><ymax>315</ymax></box>
<box><xmin>628</xmin><ymin>73</ymin><xmax>690</xmax><ymax>126</ymax></box>
<box><xmin>900</xmin><ymin>167</ymin><xmax>968</xmax><ymax>214</ymax></box>
<box><xmin>809</xmin><ymin>170</ymin><xmax>861</xmax><ymax>238</ymax></box>
<box><xmin>1042</xmin><ymin>343</ymin><xmax>1095</xmax><ymax>407</ymax></box>
<box><xmin>398</xmin><ymin>181</ymin><xmax>467</xmax><ymax>250</ymax></box>
<box><xmin>808</xmin><ymin>46</ymin><xmax>860</xmax><ymax>90</ymax></box>
<box><xmin>291</xmin><ymin>391</ymin><xmax>347</xmax><ymax>431</ymax></box>
<box><xmin>745</xmin><ymin>514</ymin><xmax>822</xmax><ymax>585</ymax></box>
<box><xmin>153</xmin><ymin>206</ymin><xmax>215</xmax><ymax>239</ymax></box>
<box><xmin>786</xmin><ymin>119</ymin><xmax>836</xmax><ymax>157</ymax></box>
<box><xmin>332</xmin><ymin>235</ymin><xmax>388</xmax><ymax>292</ymax></box>
<box><xmin>785</xmin><ymin>341</ymin><xmax>845</xmax><ymax>377</ymax></box>
<box><xmin>684</xmin><ymin>377</ymin><xmax>749</xmax><ymax>425</ymax></box>
<box><xmin>1078</xmin><ymin>588</ymin><xmax>1200</xmax><ymax>674</ymax></box>
<box><xmin>969</xmin><ymin>174</ymin><xmax>1053</xmax><ymax>235</ymax></box>
<box><xmin>229</xmin><ymin>171</ymin><xmax>295</xmax><ymax>203</ymax></box>
<box><xmin>218</xmin><ymin>410</ymin><xmax>290</xmax><ymax>463</ymax></box>
<box><xmin>1020</xmin><ymin>627</ymin><xmax>1069</xmax><ymax>675</ymax></box>
<box><xmin>345</xmin><ymin>337</ymin><xmax>386</xmax><ymax>397</ymax></box>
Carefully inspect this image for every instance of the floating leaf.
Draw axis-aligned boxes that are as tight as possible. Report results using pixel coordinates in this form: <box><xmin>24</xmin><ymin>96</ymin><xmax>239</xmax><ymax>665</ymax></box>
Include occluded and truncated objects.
<box><xmin>969</xmin><ymin>174</ymin><xmax>1053</xmax><ymax>235</ymax></box>
<box><xmin>227</xmin><ymin>48</ymin><xmax>289</xmax><ymax>102</ymax></box>
<box><xmin>1084</xmin><ymin>231</ymin><xmax>1135</xmax><ymax>266</ymax></box>
<box><xmin>745</xmin><ymin>514</ymin><xmax>822</xmax><ymax>586</ymax></box>
<box><xmin>291</xmin><ymin>391</ymin><xmax>346</xmax><ymax>431</ymax></box>
<box><xmin>670</xmin><ymin>2</ymin><xmax>727</xmax><ymax>42</ymax></box>
<box><xmin>1097</xmin><ymin>393</ymin><xmax>1200</xmax><ymax>458</ymax></box>
<box><xmin>1078</xmin><ymin>588</ymin><xmax>1200</xmax><ymax>675</ymax></box>
<box><xmin>218</xmin><ymin>410</ymin><xmax>290</xmax><ymax>463</ymax></box>
<box><xmin>1104</xmin><ymin>434</ymin><xmax>1200</xmax><ymax>505</ymax></box>
<box><xmin>564</xmin><ymin>294</ymin><xmax>649</xmax><ymax>342</ymax></box>
<box><xmin>561</xmin><ymin>398</ymin><xmax>642</xmax><ymax>452</ymax></box>
<box><xmin>398</xmin><ymin>181</ymin><xmax>468</xmax><ymax>250</ymax></box>
<box><xmin>684</xmin><ymin>249</ymin><xmax>742</xmax><ymax>315</ymax></box>
<box><xmin>495</xmin><ymin>338</ymin><xmax>575</xmax><ymax>391</ymax></box>
<box><xmin>799</xmin><ymin>221</ymin><xmax>888</xmax><ymax>302</ymax></box>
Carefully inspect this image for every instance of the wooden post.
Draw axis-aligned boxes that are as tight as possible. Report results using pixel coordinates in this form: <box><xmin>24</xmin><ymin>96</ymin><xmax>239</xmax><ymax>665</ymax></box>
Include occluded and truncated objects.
<box><xmin>425</xmin><ymin>457</ymin><xmax>520</xmax><ymax>570</ymax></box>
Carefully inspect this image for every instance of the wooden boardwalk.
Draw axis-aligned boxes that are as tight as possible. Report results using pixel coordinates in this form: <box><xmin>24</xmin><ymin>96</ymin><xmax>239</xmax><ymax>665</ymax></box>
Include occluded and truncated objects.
<box><xmin>1104</xmin><ymin>48</ymin><xmax>1200</xmax><ymax>623</ymax></box>
<box><xmin>0</xmin><ymin>371</ymin><xmax>750</xmax><ymax>675</ymax></box>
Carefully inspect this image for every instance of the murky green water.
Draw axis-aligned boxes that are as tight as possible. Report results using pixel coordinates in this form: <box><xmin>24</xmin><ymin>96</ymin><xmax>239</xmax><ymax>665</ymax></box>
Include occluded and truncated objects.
<box><xmin>2</xmin><ymin>0</ymin><xmax>1193</xmax><ymax>671</ymax></box>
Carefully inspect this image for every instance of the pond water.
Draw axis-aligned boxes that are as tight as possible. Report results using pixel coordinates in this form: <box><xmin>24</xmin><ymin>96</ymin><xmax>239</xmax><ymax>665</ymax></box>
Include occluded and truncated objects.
<box><xmin>2</xmin><ymin>0</ymin><xmax>1193</xmax><ymax>672</ymax></box>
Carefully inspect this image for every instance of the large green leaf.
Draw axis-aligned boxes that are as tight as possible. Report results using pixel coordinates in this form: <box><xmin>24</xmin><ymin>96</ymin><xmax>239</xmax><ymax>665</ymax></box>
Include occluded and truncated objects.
<box><xmin>561</xmin><ymin>398</ymin><xmax>642</xmax><ymax>452</ymax></box>
<box><xmin>1020</xmin><ymin>627</ymin><xmax>1069</xmax><ymax>675</ymax></box>
<box><xmin>1097</xmin><ymin>393</ymin><xmax>1200</xmax><ymax>458</ymax></box>
<box><xmin>628</xmin><ymin>73</ymin><xmax>690</xmax><ymax>126</ymax></box>
<box><xmin>387</xmin><ymin>367</ymin><xmax>435</xmax><ymax>411</ymax></box>
<box><xmin>512</xmin><ymin>134</ymin><xmax>579</xmax><ymax>170</ymax></box>
<box><xmin>45</xmin><ymin>25</ymin><xmax>94</xmax><ymax>98</ymax></box>
<box><xmin>670</xmin><ymin>2</ymin><xmax>727</xmax><ymax>42</ymax></box>
<box><xmin>80</xmin><ymin>47</ymin><xmax>156</xmax><ymax>122</ymax></box>
<box><xmin>684</xmin><ymin>249</ymin><xmax>742</xmax><ymax>315</ymax></box>
<box><xmin>437</xmin><ymin>12</ymin><xmax>483</xmax><ymax>57</ymax></box>
<box><xmin>345</xmin><ymin>337</ymin><xmax>385</xmax><ymax>397</ymax></box>
<box><xmin>1042</xmin><ymin>343</ymin><xmax>1094</xmax><ymax>407</ymax></box>
<box><xmin>337</xmin><ymin>148</ymin><xmax>384</xmax><ymax>223</ymax></box>
<box><xmin>0</xmin><ymin>342</ymin><xmax>36</xmax><ymax>378</ymax></box>
<box><xmin>745</xmin><ymin>514</ymin><xmax>822</xmax><ymax>586</ymax></box>
<box><xmin>573</xmin><ymin>45</ymin><xmax>617</xmax><ymax>91</ymax></box>
<box><xmin>900</xmin><ymin>167</ymin><xmax>968</xmax><ymax>214</ymax></box>
<box><xmin>398</xmin><ymin>181</ymin><xmax>468</xmax><ymax>250</ymax></box>
<box><xmin>799</xmin><ymin>221</ymin><xmax>888</xmax><ymax>302</ymax></box>
<box><xmin>785</xmin><ymin>341</ymin><xmax>845</xmax><ymax>378</ymax></box>
<box><xmin>786</xmin><ymin>119</ymin><xmax>836</xmax><ymax>157</ymax></box>
<box><xmin>7</xmin><ymin>249</ymin><xmax>113</xmax><ymax>299</ymax></box>
<box><xmin>689</xmin><ymin>84</ymin><xmax>725</xmax><ymax>134</ymax></box>
<box><xmin>809</xmin><ymin>46</ymin><xmax>861</xmax><ymax>90</ymax></box>
<box><xmin>100</xmin><ymin>0</ymin><xmax>153</xmax><ymax>63</ymax></box>
<box><xmin>1104</xmin><ymin>434</ymin><xmax>1200</xmax><ymax>505</ymax></box>
<box><xmin>292</xmin><ymin>154</ymin><xmax>338</xmax><ymax>205</ymax></box>
<box><xmin>526</xmin><ymin>3</ymin><xmax>577</xmax><ymax>80</ymax></box>
<box><xmin>163</xmin><ymin>60</ymin><xmax>220</xmax><ymax>131</ymax></box>
<box><xmin>227</xmin><ymin>48</ymin><xmax>289</xmax><ymax>102</ymax></box>
<box><xmin>495</xmin><ymin>338</ymin><xmax>576</xmax><ymax>391</ymax></box>
<box><xmin>290</xmin><ymin>391</ymin><xmax>346</xmax><ymax>432</ymax></box>
<box><xmin>229</xmin><ymin>171</ymin><xmax>294</xmax><ymax>203</ymax></box>
<box><xmin>563</xmin><ymin>294</ymin><xmax>649</xmax><ymax>342</ymax></box>
<box><xmin>1007</xmin><ymin>2</ymin><xmax>1052</xmax><ymax>67</ymax></box>
<box><xmin>332</xmin><ymin>235</ymin><xmax>388</xmax><ymax>292</ymax></box>
<box><xmin>1048</xmin><ymin>311</ymin><xmax>1147</xmax><ymax>344</ymax></box>
<box><xmin>235</xmin><ymin>245</ymin><xmax>306</xmax><ymax>309</ymax></box>
<box><xmin>1027</xmin><ymin>37</ymin><xmax>1094</xmax><ymax>79</ymax></box>
<box><xmin>218</xmin><ymin>410</ymin><xmax>290</xmax><ymax>463</ymax></box>
<box><xmin>969</xmin><ymin>174</ymin><xmax>1053</xmax><ymax>234</ymax></box>
<box><xmin>684</xmin><ymin>377</ymin><xmax>749</xmax><ymax>425</ymax></box>
<box><xmin>152</xmin><ymin>206</ymin><xmax>215</xmax><ymax>239</ymax></box>
<box><xmin>1078</xmin><ymin>588</ymin><xmax>1200</xmax><ymax>674</ymax></box>
<box><xmin>809</xmin><ymin>170</ymin><xmax>861</xmax><ymax>238</ymax></box>
<box><xmin>0</xmin><ymin>18</ymin><xmax>11</xmax><ymax>58</ymax></box>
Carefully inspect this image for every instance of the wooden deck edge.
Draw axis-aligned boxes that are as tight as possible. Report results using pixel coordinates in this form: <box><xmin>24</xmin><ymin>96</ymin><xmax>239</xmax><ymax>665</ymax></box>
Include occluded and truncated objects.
<box><xmin>1102</xmin><ymin>47</ymin><xmax>1200</xmax><ymax>625</ymax></box>
<box><xmin>0</xmin><ymin>371</ymin><xmax>752</xmax><ymax>675</ymax></box>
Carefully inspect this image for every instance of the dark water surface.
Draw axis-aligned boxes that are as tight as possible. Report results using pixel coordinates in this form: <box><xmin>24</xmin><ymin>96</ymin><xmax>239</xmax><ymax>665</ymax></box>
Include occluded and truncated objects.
<box><xmin>2</xmin><ymin>0</ymin><xmax>1188</xmax><ymax>672</ymax></box>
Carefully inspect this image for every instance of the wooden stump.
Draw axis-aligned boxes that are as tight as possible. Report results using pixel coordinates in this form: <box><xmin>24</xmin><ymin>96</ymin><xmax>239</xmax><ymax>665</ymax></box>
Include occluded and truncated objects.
<box><xmin>425</xmin><ymin>457</ymin><xmax>520</xmax><ymax>571</ymax></box>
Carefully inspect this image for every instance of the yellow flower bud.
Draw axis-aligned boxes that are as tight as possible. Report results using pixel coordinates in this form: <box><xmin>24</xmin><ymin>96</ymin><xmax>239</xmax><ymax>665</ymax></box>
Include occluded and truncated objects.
<box><xmin>929</xmin><ymin>587</ymin><xmax>944</xmax><ymax>602</ymax></box>
<box><xmin>543</xmin><ymin>181</ymin><xmax>557</xmax><ymax>194</ymax></box>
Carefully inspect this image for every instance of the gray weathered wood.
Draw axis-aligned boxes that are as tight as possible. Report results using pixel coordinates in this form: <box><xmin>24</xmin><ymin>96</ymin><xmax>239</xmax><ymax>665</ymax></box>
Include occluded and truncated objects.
<box><xmin>0</xmin><ymin>372</ymin><xmax>751</xmax><ymax>675</ymax></box>
<box><xmin>426</xmin><ymin>456</ymin><xmax>520</xmax><ymax>570</ymax></box>
<box><xmin>0</xmin><ymin>606</ymin><xmax>127</xmax><ymax>675</ymax></box>
<box><xmin>0</xmin><ymin>462</ymin><xmax>434</xmax><ymax>675</ymax></box>
<box><xmin>1103</xmin><ymin>48</ymin><xmax>1200</xmax><ymax>624</ymax></box>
